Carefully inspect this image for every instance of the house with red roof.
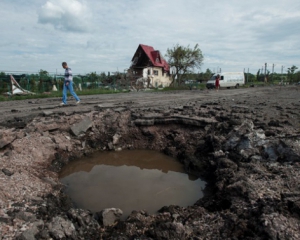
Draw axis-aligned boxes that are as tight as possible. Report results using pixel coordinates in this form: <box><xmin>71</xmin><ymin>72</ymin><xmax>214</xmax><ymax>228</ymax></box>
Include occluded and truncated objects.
<box><xmin>130</xmin><ymin>44</ymin><xmax>172</xmax><ymax>88</ymax></box>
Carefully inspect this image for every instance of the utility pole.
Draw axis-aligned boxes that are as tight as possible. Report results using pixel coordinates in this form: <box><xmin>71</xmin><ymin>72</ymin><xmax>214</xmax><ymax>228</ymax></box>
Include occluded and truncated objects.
<box><xmin>281</xmin><ymin>65</ymin><xmax>285</xmax><ymax>83</ymax></box>
<box><xmin>247</xmin><ymin>68</ymin><xmax>249</xmax><ymax>83</ymax></box>
<box><xmin>264</xmin><ymin>63</ymin><xmax>267</xmax><ymax>82</ymax></box>
<box><xmin>272</xmin><ymin>64</ymin><xmax>275</xmax><ymax>82</ymax></box>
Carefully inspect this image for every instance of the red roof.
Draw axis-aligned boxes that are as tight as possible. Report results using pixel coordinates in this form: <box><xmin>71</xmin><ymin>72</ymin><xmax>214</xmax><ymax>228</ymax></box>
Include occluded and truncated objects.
<box><xmin>139</xmin><ymin>44</ymin><xmax>170</xmax><ymax>72</ymax></box>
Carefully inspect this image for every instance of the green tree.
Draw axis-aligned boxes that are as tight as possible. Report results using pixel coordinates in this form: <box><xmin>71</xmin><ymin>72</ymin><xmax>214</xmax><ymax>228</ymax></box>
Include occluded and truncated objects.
<box><xmin>29</xmin><ymin>74</ymin><xmax>38</xmax><ymax>92</ymax></box>
<box><xmin>287</xmin><ymin>65</ymin><xmax>298</xmax><ymax>83</ymax></box>
<box><xmin>73</xmin><ymin>76</ymin><xmax>81</xmax><ymax>90</ymax></box>
<box><xmin>195</xmin><ymin>69</ymin><xmax>212</xmax><ymax>83</ymax></box>
<box><xmin>256</xmin><ymin>69</ymin><xmax>265</xmax><ymax>82</ymax></box>
<box><xmin>37</xmin><ymin>69</ymin><xmax>53</xmax><ymax>92</ymax></box>
<box><xmin>0</xmin><ymin>72</ymin><xmax>8</xmax><ymax>94</ymax></box>
<box><xmin>203</xmin><ymin>68</ymin><xmax>213</xmax><ymax>82</ymax></box>
<box><xmin>244</xmin><ymin>72</ymin><xmax>255</xmax><ymax>83</ymax></box>
<box><xmin>295</xmin><ymin>71</ymin><xmax>300</xmax><ymax>83</ymax></box>
<box><xmin>39</xmin><ymin>69</ymin><xmax>49</xmax><ymax>76</ymax></box>
<box><xmin>87</xmin><ymin>72</ymin><xmax>99</xmax><ymax>89</ymax></box>
<box><xmin>165</xmin><ymin>44</ymin><xmax>204</xmax><ymax>86</ymax></box>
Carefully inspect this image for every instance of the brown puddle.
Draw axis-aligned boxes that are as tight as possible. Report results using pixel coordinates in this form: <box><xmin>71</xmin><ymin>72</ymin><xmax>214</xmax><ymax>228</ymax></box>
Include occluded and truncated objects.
<box><xmin>59</xmin><ymin>149</ymin><xmax>206</xmax><ymax>219</ymax></box>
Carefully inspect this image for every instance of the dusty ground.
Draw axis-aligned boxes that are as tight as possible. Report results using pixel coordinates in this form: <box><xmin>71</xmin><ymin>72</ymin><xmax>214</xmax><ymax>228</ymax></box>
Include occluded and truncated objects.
<box><xmin>0</xmin><ymin>85</ymin><xmax>300</xmax><ymax>239</ymax></box>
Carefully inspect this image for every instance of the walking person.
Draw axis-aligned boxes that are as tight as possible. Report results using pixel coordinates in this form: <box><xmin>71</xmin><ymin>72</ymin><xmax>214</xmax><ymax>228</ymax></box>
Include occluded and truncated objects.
<box><xmin>215</xmin><ymin>74</ymin><xmax>220</xmax><ymax>92</ymax></box>
<box><xmin>60</xmin><ymin>62</ymin><xmax>80</xmax><ymax>105</ymax></box>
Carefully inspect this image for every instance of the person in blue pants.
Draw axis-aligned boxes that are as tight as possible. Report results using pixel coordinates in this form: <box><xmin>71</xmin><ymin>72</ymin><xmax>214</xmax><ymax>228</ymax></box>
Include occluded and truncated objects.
<box><xmin>60</xmin><ymin>62</ymin><xmax>80</xmax><ymax>105</ymax></box>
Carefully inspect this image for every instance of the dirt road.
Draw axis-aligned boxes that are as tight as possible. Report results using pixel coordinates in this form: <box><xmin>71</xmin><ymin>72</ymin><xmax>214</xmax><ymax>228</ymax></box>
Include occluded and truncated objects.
<box><xmin>1</xmin><ymin>86</ymin><xmax>298</xmax><ymax>127</ymax></box>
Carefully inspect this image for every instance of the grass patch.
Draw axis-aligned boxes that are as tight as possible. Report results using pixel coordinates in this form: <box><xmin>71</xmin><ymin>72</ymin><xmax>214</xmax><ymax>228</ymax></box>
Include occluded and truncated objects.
<box><xmin>0</xmin><ymin>88</ymin><xmax>128</xmax><ymax>102</ymax></box>
<box><xmin>159</xmin><ymin>83</ymin><xmax>207</xmax><ymax>91</ymax></box>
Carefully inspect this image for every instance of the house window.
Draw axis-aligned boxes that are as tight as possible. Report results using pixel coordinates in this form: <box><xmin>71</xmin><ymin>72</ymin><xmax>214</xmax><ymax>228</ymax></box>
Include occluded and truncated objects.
<box><xmin>153</xmin><ymin>70</ymin><xmax>159</xmax><ymax>76</ymax></box>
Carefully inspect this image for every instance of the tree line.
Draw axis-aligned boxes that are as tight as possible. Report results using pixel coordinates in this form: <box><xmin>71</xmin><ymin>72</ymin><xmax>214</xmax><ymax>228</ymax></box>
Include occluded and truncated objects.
<box><xmin>165</xmin><ymin>44</ymin><xmax>300</xmax><ymax>85</ymax></box>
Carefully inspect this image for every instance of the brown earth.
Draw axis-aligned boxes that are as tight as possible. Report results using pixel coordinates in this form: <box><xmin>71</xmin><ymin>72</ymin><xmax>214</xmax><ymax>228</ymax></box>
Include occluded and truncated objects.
<box><xmin>0</xmin><ymin>85</ymin><xmax>300</xmax><ymax>239</ymax></box>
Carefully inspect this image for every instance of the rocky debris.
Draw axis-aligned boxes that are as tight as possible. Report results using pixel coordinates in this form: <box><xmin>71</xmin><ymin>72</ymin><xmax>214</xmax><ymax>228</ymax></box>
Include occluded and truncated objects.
<box><xmin>47</xmin><ymin>216</ymin><xmax>76</xmax><ymax>239</ymax></box>
<box><xmin>0</xmin><ymin>86</ymin><xmax>299</xmax><ymax>239</ymax></box>
<box><xmin>42</xmin><ymin>110</ymin><xmax>53</xmax><ymax>116</ymax></box>
<box><xmin>95</xmin><ymin>208</ymin><xmax>123</xmax><ymax>226</ymax></box>
<box><xmin>112</xmin><ymin>133</ymin><xmax>121</xmax><ymax>145</ymax></box>
<box><xmin>0</xmin><ymin>129</ymin><xmax>16</xmax><ymax>148</ymax></box>
<box><xmin>70</xmin><ymin>116</ymin><xmax>93</xmax><ymax>136</ymax></box>
<box><xmin>16</xmin><ymin>220</ymin><xmax>43</xmax><ymax>240</ymax></box>
<box><xmin>261</xmin><ymin>213</ymin><xmax>300</xmax><ymax>240</ymax></box>
<box><xmin>2</xmin><ymin>168</ymin><xmax>14</xmax><ymax>176</ymax></box>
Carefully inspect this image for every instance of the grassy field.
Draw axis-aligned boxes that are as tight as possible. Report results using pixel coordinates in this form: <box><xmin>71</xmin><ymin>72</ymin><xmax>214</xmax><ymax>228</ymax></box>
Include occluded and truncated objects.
<box><xmin>0</xmin><ymin>81</ymin><xmax>285</xmax><ymax>101</ymax></box>
<box><xmin>0</xmin><ymin>88</ymin><xmax>126</xmax><ymax>102</ymax></box>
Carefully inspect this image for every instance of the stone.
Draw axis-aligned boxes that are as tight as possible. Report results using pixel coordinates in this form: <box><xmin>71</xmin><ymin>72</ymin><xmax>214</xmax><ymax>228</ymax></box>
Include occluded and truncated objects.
<box><xmin>42</xmin><ymin>110</ymin><xmax>53</xmax><ymax>116</ymax></box>
<box><xmin>15</xmin><ymin>211</ymin><xmax>36</xmax><ymax>222</ymax></box>
<box><xmin>17</xmin><ymin>225</ymin><xmax>39</xmax><ymax>240</ymax></box>
<box><xmin>48</xmin><ymin>217</ymin><xmax>76</xmax><ymax>239</ymax></box>
<box><xmin>264</xmin><ymin>145</ymin><xmax>278</xmax><ymax>161</ymax></box>
<box><xmin>38</xmin><ymin>123</ymin><xmax>59</xmax><ymax>132</ymax></box>
<box><xmin>134</xmin><ymin>119</ymin><xmax>155</xmax><ymax>126</ymax></box>
<box><xmin>213</xmin><ymin>150</ymin><xmax>226</xmax><ymax>158</ymax></box>
<box><xmin>2</xmin><ymin>168</ymin><xmax>14</xmax><ymax>176</ymax></box>
<box><xmin>0</xmin><ymin>216</ymin><xmax>12</xmax><ymax>224</ymax></box>
<box><xmin>114</xmin><ymin>107</ymin><xmax>126</xmax><ymax>113</ymax></box>
<box><xmin>95</xmin><ymin>208</ymin><xmax>123</xmax><ymax>226</ymax></box>
<box><xmin>113</xmin><ymin>133</ymin><xmax>121</xmax><ymax>145</ymax></box>
<box><xmin>0</xmin><ymin>131</ymin><xmax>16</xmax><ymax>148</ymax></box>
<box><xmin>108</xmin><ymin>142</ymin><xmax>114</xmax><ymax>150</ymax></box>
<box><xmin>70</xmin><ymin>117</ymin><xmax>93</xmax><ymax>136</ymax></box>
<box><xmin>268</xmin><ymin>120</ymin><xmax>280</xmax><ymax>127</ymax></box>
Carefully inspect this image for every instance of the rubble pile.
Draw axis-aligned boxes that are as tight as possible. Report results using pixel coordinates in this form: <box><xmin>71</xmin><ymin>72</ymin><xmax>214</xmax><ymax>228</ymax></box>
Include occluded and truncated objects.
<box><xmin>0</xmin><ymin>86</ymin><xmax>299</xmax><ymax>239</ymax></box>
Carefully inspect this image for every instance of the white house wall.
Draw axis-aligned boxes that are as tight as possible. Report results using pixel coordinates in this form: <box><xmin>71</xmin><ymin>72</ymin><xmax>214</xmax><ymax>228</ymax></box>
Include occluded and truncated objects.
<box><xmin>150</xmin><ymin>67</ymin><xmax>172</xmax><ymax>87</ymax></box>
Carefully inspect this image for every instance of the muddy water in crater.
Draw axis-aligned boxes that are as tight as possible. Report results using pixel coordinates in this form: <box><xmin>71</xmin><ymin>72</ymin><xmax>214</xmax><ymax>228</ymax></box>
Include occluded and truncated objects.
<box><xmin>59</xmin><ymin>150</ymin><xmax>206</xmax><ymax>218</ymax></box>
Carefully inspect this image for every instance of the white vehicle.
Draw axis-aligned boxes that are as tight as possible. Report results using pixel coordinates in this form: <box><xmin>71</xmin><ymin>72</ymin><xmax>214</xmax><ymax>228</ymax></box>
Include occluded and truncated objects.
<box><xmin>206</xmin><ymin>72</ymin><xmax>245</xmax><ymax>89</ymax></box>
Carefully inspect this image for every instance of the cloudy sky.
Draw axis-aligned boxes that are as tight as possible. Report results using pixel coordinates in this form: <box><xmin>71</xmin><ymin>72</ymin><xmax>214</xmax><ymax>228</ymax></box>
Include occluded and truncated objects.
<box><xmin>1</xmin><ymin>0</ymin><xmax>299</xmax><ymax>75</ymax></box>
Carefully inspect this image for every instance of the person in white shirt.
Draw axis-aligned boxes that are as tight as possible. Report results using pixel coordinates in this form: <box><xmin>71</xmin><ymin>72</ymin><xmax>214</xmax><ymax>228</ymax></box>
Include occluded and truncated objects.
<box><xmin>60</xmin><ymin>62</ymin><xmax>80</xmax><ymax>106</ymax></box>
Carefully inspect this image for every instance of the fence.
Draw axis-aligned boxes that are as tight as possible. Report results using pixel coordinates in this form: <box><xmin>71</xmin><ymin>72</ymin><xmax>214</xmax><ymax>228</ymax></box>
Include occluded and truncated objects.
<box><xmin>0</xmin><ymin>71</ymin><xmax>136</xmax><ymax>94</ymax></box>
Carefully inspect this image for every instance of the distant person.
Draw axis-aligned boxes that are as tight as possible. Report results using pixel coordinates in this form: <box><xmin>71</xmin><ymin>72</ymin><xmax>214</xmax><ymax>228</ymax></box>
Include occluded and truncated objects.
<box><xmin>215</xmin><ymin>74</ymin><xmax>220</xmax><ymax>92</ymax></box>
<box><xmin>60</xmin><ymin>62</ymin><xmax>80</xmax><ymax>106</ymax></box>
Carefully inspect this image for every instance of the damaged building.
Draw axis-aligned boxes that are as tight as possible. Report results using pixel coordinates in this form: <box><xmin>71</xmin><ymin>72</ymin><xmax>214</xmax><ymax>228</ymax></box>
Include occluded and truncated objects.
<box><xmin>130</xmin><ymin>44</ymin><xmax>172</xmax><ymax>88</ymax></box>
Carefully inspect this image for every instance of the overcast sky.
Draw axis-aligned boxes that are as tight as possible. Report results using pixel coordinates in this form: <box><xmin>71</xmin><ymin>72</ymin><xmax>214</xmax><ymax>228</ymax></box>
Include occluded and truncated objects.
<box><xmin>1</xmin><ymin>0</ymin><xmax>299</xmax><ymax>75</ymax></box>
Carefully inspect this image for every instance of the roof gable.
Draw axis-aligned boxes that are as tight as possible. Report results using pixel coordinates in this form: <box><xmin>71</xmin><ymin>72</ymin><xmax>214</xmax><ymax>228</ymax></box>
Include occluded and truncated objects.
<box><xmin>132</xmin><ymin>44</ymin><xmax>170</xmax><ymax>72</ymax></box>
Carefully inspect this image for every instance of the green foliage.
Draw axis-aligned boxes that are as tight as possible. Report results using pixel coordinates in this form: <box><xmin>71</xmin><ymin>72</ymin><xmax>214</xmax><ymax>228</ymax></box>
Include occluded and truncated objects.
<box><xmin>86</xmin><ymin>72</ymin><xmax>101</xmax><ymax>89</ymax></box>
<box><xmin>38</xmin><ymin>70</ymin><xmax>54</xmax><ymax>92</ymax></box>
<box><xmin>244</xmin><ymin>73</ymin><xmax>256</xmax><ymax>83</ymax></box>
<box><xmin>197</xmin><ymin>69</ymin><xmax>213</xmax><ymax>82</ymax></box>
<box><xmin>0</xmin><ymin>72</ymin><xmax>8</xmax><ymax>94</ymax></box>
<box><xmin>39</xmin><ymin>69</ymin><xmax>49</xmax><ymax>76</ymax></box>
<box><xmin>160</xmin><ymin>83</ymin><xmax>206</xmax><ymax>91</ymax></box>
<box><xmin>287</xmin><ymin>65</ymin><xmax>298</xmax><ymax>83</ymax></box>
<box><xmin>165</xmin><ymin>44</ymin><xmax>204</xmax><ymax>86</ymax></box>
<box><xmin>29</xmin><ymin>74</ymin><xmax>38</xmax><ymax>92</ymax></box>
